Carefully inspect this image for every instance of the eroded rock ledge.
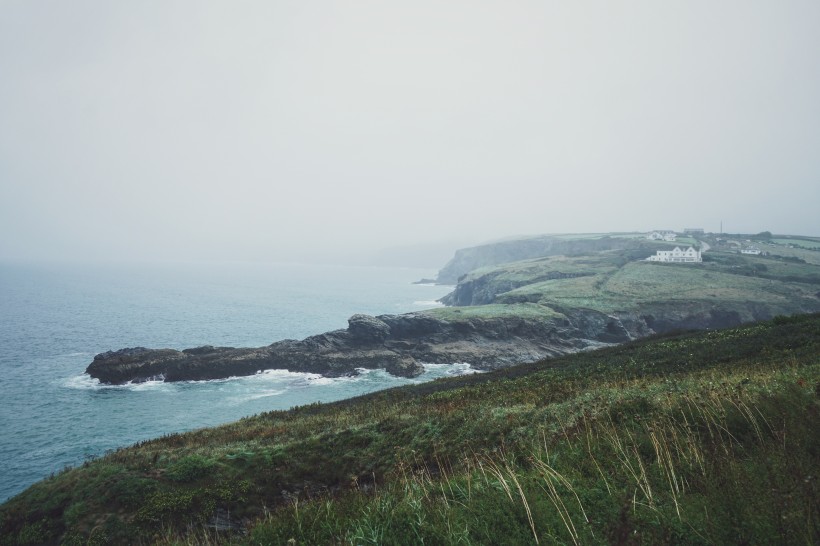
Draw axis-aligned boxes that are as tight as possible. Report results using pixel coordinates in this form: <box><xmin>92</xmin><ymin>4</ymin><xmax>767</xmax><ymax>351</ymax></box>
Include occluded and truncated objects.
<box><xmin>86</xmin><ymin>313</ymin><xmax>562</xmax><ymax>384</ymax></box>
<box><xmin>85</xmin><ymin>305</ymin><xmax>755</xmax><ymax>385</ymax></box>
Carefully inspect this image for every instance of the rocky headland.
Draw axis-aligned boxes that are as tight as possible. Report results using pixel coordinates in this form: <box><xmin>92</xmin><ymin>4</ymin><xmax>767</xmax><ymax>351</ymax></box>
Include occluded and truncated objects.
<box><xmin>86</xmin><ymin>312</ymin><xmax>575</xmax><ymax>384</ymax></box>
<box><xmin>85</xmin><ymin>304</ymin><xmax>767</xmax><ymax>385</ymax></box>
<box><xmin>87</xmin><ymin>234</ymin><xmax>820</xmax><ymax>385</ymax></box>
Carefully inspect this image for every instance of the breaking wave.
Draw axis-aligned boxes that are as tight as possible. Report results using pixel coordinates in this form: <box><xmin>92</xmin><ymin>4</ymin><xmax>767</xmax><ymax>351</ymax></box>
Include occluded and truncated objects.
<box><xmin>421</xmin><ymin>362</ymin><xmax>483</xmax><ymax>377</ymax></box>
<box><xmin>413</xmin><ymin>300</ymin><xmax>444</xmax><ymax>307</ymax></box>
<box><xmin>62</xmin><ymin>374</ymin><xmax>175</xmax><ymax>392</ymax></box>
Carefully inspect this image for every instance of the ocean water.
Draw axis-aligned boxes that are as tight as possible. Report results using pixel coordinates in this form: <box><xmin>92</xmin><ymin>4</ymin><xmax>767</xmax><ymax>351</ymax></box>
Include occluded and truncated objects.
<box><xmin>0</xmin><ymin>261</ymin><xmax>458</xmax><ymax>502</ymax></box>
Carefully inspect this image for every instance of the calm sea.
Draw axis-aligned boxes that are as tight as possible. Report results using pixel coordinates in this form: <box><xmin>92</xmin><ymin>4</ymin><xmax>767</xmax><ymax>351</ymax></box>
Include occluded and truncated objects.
<box><xmin>0</xmin><ymin>261</ymin><xmax>458</xmax><ymax>502</ymax></box>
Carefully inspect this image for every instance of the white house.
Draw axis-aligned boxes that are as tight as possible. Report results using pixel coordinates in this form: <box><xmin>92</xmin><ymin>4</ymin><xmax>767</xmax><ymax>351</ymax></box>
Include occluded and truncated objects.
<box><xmin>646</xmin><ymin>246</ymin><xmax>702</xmax><ymax>263</ymax></box>
<box><xmin>741</xmin><ymin>247</ymin><xmax>762</xmax><ymax>255</ymax></box>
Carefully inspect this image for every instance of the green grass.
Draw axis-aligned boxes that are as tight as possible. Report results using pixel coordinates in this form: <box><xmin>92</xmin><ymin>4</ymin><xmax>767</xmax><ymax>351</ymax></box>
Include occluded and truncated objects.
<box><xmin>442</xmin><ymin>247</ymin><xmax>820</xmax><ymax>320</ymax></box>
<box><xmin>460</xmin><ymin>253</ymin><xmax>619</xmax><ymax>283</ymax></box>
<box><xmin>706</xmin><ymin>251</ymin><xmax>820</xmax><ymax>284</ymax></box>
<box><xmin>766</xmin><ymin>245</ymin><xmax>820</xmax><ymax>266</ymax></box>
<box><xmin>2</xmin><ymin>314</ymin><xmax>820</xmax><ymax>544</ymax></box>
<box><xmin>670</xmin><ymin>236</ymin><xmax>699</xmax><ymax>246</ymax></box>
<box><xmin>422</xmin><ymin>302</ymin><xmax>563</xmax><ymax>321</ymax></box>
<box><xmin>771</xmin><ymin>237</ymin><xmax>820</xmax><ymax>250</ymax></box>
<box><xmin>547</xmin><ymin>232</ymin><xmax>614</xmax><ymax>240</ymax></box>
<box><xmin>606</xmin><ymin>262</ymin><xmax>809</xmax><ymax>303</ymax></box>
<box><xmin>545</xmin><ymin>232</ymin><xmax>661</xmax><ymax>241</ymax></box>
<box><xmin>492</xmin><ymin>258</ymin><xmax>820</xmax><ymax>316</ymax></box>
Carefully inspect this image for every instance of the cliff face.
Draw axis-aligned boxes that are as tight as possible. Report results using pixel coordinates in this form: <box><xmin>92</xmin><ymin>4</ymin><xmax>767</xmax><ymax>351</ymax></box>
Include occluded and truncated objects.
<box><xmin>441</xmin><ymin>270</ymin><xmax>593</xmax><ymax>306</ymax></box>
<box><xmin>435</xmin><ymin>236</ymin><xmax>653</xmax><ymax>284</ymax></box>
<box><xmin>437</xmin><ymin>247</ymin><xmax>820</xmax><ymax>332</ymax></box>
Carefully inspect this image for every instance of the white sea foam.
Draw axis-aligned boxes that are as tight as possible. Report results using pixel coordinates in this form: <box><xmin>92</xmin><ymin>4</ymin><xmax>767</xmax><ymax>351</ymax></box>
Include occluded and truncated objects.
<box><xmin>61</xmin><ymin>374</ymin><xmax>174</xmax><ymax>391</ymax></box>
<box><xmin>254</xmin><ymin>369</ymin><xmax>323</xmax><ymax>381</ymax></box>
<box><xmin>301</xmin><ymin>376</ymin><xmax>335</xmax><ymax>386</ymax></box>
<box><xmin>229</xmin><ymin>389</ymin><xmax>287</xmax><ymax>404</ymax></box>
<box><xmin>413</xmin><ymin>300</ymin><xmax>444</xmax><ymax>307</ymax></box>
<box><xmin>232</xmin><ymin>368</ymin><xmax>332</xmax><ymax>389</ymax></box>
<box><xmin>62</xmin><ymin>374</ymin><xmax>105</xmax><ymax>390</ymax></box>
<box><xmin>353</xmin><ymin>368</ymin><xmax>396</xmax><ymax>381</ymax></box>
<box><xmin>129</xmin><ymin>379</ymin><xmax>175</xmax><ymax>392</ymax></box>
<box><xmin>421</xmin><ymin>362</ymin><xmax>483</xmax><ymax>376</ymax></box>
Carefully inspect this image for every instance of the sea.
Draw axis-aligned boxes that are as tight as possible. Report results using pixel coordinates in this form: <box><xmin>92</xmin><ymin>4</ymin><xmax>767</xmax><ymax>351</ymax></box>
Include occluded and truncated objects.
<box><xmin>0</xmin><ymin>261</ymin><xmax>461</xmax><ymax>502</ymax></box>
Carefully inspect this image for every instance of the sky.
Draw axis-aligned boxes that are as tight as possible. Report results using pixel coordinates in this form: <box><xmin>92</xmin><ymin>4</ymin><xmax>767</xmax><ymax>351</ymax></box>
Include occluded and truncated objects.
<box><xmin>1</xmin><ymin>0</ymin><xmax>819</xmax><ymax>265</ymax></box>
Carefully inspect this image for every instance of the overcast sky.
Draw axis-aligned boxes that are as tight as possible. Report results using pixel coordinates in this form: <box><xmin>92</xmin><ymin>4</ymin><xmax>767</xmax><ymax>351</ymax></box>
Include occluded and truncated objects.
<box><xmin>1</xmin><ymin>1</ymin><xmax>819</xmax><ymax>264</ymax></box>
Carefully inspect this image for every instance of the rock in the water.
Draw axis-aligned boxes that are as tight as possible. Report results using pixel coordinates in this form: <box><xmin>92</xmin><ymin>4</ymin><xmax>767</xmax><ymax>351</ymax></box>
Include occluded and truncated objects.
<box><xmin>384</xmin><ymin>356</ymin><xmax>424</xmax><ymax>378</ymax></box>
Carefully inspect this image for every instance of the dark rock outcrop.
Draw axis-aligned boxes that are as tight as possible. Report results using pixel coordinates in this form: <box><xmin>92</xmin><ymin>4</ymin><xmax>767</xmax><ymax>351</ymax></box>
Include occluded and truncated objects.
<box><xmin>86</xmin><ymin>308</ymin><xmax>618</xmax><ymax>384</ymax></box>
<box><xmin>85</xmin><ymin>296</ymin><xmax>810</xmax><ymax>385</ymax></box>
<box><xmin>89</xmin><ymin>298</ymin><xmax>757</xmax><ymax>385</ymax></box>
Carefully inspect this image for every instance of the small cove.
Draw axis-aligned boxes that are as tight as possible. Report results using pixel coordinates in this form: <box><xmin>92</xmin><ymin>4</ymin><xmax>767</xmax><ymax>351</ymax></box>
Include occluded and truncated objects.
<box><xmin>0</xmin><ymin>261</ymin><xmax>457</xmax><ymax>501</ymax></box>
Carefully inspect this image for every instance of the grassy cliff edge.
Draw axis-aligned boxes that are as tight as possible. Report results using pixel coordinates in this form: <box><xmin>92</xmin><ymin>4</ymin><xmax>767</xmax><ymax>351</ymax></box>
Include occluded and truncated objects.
<box><xmin>2</xmin><ymin>313</ymin><xmax>819</xmax><ymax>544</ymax></box>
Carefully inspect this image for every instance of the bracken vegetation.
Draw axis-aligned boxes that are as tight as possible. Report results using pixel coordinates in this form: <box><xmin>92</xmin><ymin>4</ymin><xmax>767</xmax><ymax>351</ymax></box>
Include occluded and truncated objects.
<box><xmin>2</xmin><ymin>313</ymin><xmax>819</xmax><ymax>544</ymax></box>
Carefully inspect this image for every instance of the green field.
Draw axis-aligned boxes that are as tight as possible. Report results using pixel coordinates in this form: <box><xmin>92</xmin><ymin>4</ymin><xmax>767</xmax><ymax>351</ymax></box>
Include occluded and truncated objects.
<box><xmin>670</xmin><ymin>235</ymin><xmax>699</xmax><ymax>246</ymax></box>
<box><xmin>463</xmin><ymin>253</ymin><xmax>620</xmax><ymax>283</ymax></box>
<box><xmin>3</xmin><ymin>315</ymin><xmax>818</xmax><ymax>544</ymax></box>
<box><xmin>771</xmin><ymin>237</ymin><xmax>820</xmax><ymax>249</ymax></box>
<box><xmin>461</xmin><ymin>249</ymin><xmax>820</xmax><ymax>317</ymax></box>
<box><xmin>424</xmin><ymin>302</ymin><xmax>563</xmax><ymax>321</ymax></box>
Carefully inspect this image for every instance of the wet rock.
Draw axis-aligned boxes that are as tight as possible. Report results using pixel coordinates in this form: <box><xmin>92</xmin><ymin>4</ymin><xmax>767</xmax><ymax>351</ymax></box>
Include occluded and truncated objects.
<box><xmin>384</xmin><ymin>356</ymin><xmax>424</xmax><ymax>378</ymax></box>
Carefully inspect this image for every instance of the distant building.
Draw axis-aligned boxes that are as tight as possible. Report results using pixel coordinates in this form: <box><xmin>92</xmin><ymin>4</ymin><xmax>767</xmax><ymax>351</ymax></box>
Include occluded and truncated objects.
<box><xmin>646</xmin><ymin>246</ymin><xmax>702</xmax><ymax>263</ymax></box>
<box><xmin>741</xmin><ymin>247</ymin><xmax>762</xmax><ymax>255</ymax></box>
<box><xmin>684</xmin><ymin>228</ymin><xmax>705</xmax><ymax>235</ymax></box>
<box><xmin>647</xmin><ymin>231</ymin><xmax>677</xmax><ymax>242</ymax></box>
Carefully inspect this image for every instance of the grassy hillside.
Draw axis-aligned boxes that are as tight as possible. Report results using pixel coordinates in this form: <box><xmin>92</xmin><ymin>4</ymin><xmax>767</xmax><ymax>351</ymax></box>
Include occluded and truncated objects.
<box><xmin>434</xmin><ymin>235</ymin><xmax>666</xmax><ymax>284</ymax></box>
<box><xmin>442</xmin><ymin>246</ymin><xmax>820</xmax><ymax>321</ymax></box>
<box><xmin>2</xmin><ymin>314</ymin><xmax>819</xmax><ymax>544</ymax></box>
<box><xmin>501</xmin><ymin>259</ymin><xmax>818</xmax><ymax>312</ymax></box>
<box><xmin>710</xmin><ymin>233</ymin><xmax>820</xmax><ymax>266</ymax></box>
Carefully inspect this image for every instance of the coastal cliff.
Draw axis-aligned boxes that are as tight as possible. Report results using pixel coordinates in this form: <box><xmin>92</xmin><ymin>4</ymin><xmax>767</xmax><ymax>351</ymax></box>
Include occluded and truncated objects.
<box><xmin>85</xmin><ymin>301</ymin><xmax>785</xmax><ymax>385</ymax></box>
<box><xmin>434</xmin><ymin>235</ymin><xmax>660</xmax><ymax>284</ymax></box>
<box><xmin>87</xmin><ymin>235</ymin><xmax>820</xmax><ymax>385</ymax></box>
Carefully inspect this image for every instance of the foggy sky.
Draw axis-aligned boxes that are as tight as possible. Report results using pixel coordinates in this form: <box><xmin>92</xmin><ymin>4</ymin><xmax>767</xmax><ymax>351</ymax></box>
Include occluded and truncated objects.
<box><xmin>1</xmin><ymin>1</ymin><xmax>819</xmax><ymax>264</ymax></box>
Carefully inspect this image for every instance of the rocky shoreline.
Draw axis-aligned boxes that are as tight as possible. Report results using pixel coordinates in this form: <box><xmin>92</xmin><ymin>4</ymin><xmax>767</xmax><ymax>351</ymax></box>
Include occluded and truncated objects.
<box><xmin>85</xmin><ymin>312</ymin><xmax>576</xmax><ymax>384</ymax></box>
<box><xmin>85</xmin><ymin>304</ymin><xmax>757</xmax><ymax>385</ymax></box>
